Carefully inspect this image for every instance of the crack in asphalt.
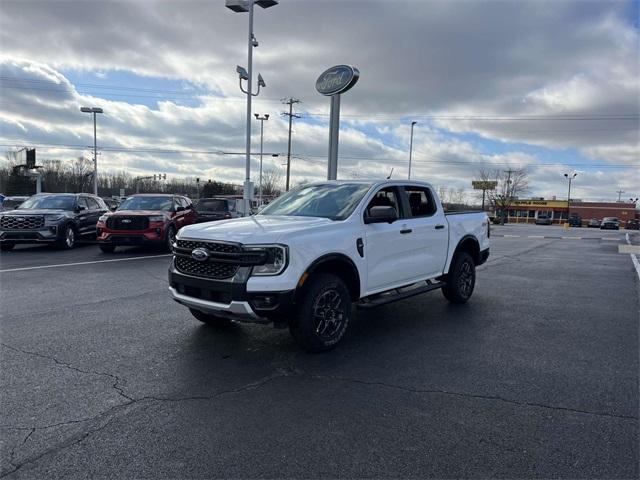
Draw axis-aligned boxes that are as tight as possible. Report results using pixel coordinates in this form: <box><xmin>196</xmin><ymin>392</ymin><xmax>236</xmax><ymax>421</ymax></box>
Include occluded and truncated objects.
<box><xmin>307</xmin><ymin>374</ymin><xmax>639</xmax><ymax>421</ymax></box>
<box><xmin>0</xmin><ymin>343</ymin><xmax>134</xmax><ymax>402</ymax></box>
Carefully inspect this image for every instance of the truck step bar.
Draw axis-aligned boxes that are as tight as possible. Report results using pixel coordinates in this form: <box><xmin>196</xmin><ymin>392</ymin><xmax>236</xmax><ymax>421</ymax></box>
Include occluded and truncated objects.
<box><xmin>357</xmin><ymin>280</ymin><xmax>446</xmax><ymax>309</ymax></box>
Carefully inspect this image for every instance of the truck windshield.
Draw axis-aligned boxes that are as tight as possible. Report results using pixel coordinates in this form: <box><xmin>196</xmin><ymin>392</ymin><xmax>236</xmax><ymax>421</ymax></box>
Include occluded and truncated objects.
<box><xmin>259</xmin><ymin>183</ymin><xmax>372</xmax><ymax>220</ymax></box>
<box><xmin>19</xmin><ymin>195</ymin><xmax>76</xmax><ymax>210</ymax></box>
<box><xmin>118</xmin><ymin>196</ymin><xmax>173</xmax><ymax>211</ymax></box>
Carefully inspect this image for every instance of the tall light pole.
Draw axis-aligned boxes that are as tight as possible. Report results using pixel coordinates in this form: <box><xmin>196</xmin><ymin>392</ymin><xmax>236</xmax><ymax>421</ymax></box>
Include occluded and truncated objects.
<box><xmin>226</xmin><ymin>0</ymin><xmax>278</xmax><ymax>216</ymax></box>
<box><xmin>80</xmin><ymin>106</ymin><xmax>103</xmax><ymax>195</ymax></box>
<box><xmin>564</xmin><ymin>172</ymin><xmax>577</xmax><ymax>220</ymax></box>
<box><xmin>254</xmin><ymin>113</ymin><xmax>269</xmax><ymax>205</ymax></box>
<box><xmin>408</xmin><ymin>121</ymin><xmax>417</xmax><ymax>179</ymax></box>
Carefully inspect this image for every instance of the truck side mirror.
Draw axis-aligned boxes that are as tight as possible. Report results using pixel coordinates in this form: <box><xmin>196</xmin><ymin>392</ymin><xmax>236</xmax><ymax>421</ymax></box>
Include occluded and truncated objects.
<box><xmin>365</xmin><ymin>206</ymin><xmax>398</xmax><ymax>224</ymax></box>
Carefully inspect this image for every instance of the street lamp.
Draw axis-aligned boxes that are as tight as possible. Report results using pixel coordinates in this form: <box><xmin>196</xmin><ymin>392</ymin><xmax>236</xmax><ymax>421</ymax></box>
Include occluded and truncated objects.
<box><xmin>254</xmin><ymin>113</ymin><xmax>269</xmax><ymax>205</ymax></box>
<box><xmin>564</xmin><ymin>172</ymin><xmax>577</xmax><ymax>221</ymax></box>
<box><xmin>80</xmin><ymin>106</ymin><xmax>103</xmax><ymax>195</ymax></box>
<box><xmin>408</xmin><ymin>121</ymin><xmax>417</xmax><ymax>179</ymax></box>
<box><xmin>226</xmin><ymin>0</ymin><xmax>278</xmax><ymax>216</ymax></box>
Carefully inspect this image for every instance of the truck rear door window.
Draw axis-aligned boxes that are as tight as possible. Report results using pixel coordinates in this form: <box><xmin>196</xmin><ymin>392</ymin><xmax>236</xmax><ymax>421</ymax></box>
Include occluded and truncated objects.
<box><xmin>404</xmin><ymin>186</ymin><xmax>436</xmax><ymax>217</ymax></box>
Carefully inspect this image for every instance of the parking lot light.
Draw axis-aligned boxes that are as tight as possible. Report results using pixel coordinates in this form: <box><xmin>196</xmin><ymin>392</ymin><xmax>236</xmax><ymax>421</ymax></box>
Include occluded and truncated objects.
<box><xmin>80</xmin><ymin>106</ymin><xmax>104</xmax><ymax>196</ymax></box>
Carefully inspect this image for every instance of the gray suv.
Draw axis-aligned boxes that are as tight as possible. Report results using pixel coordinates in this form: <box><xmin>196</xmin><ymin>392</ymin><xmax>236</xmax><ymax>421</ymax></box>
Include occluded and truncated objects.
<box><xmin>0</xmin><ymin>193</ymin><xmax>108</xmax><ymax>251</ymax></box>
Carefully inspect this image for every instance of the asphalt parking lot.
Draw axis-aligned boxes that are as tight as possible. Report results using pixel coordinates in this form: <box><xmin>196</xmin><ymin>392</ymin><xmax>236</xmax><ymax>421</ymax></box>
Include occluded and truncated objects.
<box><xmin>1</xmin><ymin>225</ymin><xmax>638</xmax><ymax>479</ymax></box>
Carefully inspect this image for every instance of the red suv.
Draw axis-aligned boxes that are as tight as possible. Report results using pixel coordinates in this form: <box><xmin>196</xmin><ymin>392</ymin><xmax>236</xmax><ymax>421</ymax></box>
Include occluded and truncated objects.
<box><xmin>97</xmin><ymin>194</ymin><xmax>197</xmax><ymax>253</ymax></box>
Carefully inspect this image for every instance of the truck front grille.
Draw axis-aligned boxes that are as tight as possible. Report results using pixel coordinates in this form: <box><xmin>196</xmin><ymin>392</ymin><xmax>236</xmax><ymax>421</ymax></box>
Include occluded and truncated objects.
<box><xmin>0</xmin><ymin>215</ymin><xmax>44</xmax><ymax>230</ymax></box>
<box><xmin>174</xmin><ymin>239</ymin><xmax>242</xmax><ymax>279</ymax></box>
<box><xmin>107</xmin><ymin>216</ymin><xmax>149</xmax><ymax>230</ymax></box>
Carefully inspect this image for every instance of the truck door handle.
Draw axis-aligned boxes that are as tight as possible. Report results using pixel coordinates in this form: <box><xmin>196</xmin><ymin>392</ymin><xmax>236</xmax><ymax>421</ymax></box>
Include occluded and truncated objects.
<box><xmin>400</xmin><ymin>228</ymin><xmax>412</xmax><ymax>234</ymax></box>
<box><xmin>435</xmin><ymin>224</ymin><xmax>445</xmax><ymax>230</ymax></box>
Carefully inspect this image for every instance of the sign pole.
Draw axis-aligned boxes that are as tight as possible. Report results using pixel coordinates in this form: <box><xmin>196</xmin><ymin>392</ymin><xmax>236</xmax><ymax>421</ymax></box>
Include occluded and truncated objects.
<box><xmin>328</xmin><ymin>94</ymin><xmax>340</xmax><ymax>180</ymax></box>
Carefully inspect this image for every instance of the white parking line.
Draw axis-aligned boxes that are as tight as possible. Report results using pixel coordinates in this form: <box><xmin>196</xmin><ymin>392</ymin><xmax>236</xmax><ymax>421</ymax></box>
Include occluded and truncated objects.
<box><xmin>561</xmin><ymin>236</ymin><xmax>581</xmax><ymax>240</ymax></box>
<box><xmin>0</xmin><ymin>254</ymin><xmax>172</xmax><ymax>273</ymax></box>
<box><xmin>503</xmin><ymin>235</ymin><xmax>520</xmax><ymax>238</ymax></box>
<box><xmin>602</xmin><ymin>238</ymin><xmax>621</xmax><ymax>241</ymax></box>
<box><xmin>528</xmin><ymin>235</ymin><xmax>545</xmax><ymax>238</ymax></box>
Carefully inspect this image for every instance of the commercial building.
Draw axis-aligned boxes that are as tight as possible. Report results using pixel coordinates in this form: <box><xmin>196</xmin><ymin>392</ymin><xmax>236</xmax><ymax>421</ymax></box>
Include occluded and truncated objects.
<box><xmin>500</xmin><ymin>198</ymin><xmax>638</xmax><ymax>225</ymax></box>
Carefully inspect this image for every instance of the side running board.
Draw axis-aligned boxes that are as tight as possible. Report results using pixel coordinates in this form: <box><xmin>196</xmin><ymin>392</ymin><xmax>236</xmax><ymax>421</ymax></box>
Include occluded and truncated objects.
<box><xmin>357</xmin><ymin>280</ymin><xmax>446</xmax><ymax>309</ymax></box>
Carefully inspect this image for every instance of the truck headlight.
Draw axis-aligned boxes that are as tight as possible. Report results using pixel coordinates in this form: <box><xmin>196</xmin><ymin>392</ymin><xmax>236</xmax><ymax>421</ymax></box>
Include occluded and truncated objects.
<box><xmin>98</xmin><ymin>214</ymin><xmax>109</xmax><ymax>222</ymax></box>
<box><xmin>246</xmin><ymin>245</ymin><xmax>288</xmax><ymax>276</ymax></box>
<box><xmin>45</xmin><ymin>214</ymin><xmax>65</xmax><ymax>223</ymax></box>
<box><xmin>148</xmin><ymin>215</ymin><xmax>166</xmax><ymax>222</ymax></box>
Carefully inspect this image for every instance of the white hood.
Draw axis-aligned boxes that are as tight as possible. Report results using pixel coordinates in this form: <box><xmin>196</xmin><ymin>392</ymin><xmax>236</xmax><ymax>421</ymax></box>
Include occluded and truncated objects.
<box><xmin>178</xmin><ymin>215</ymin><xmax>335</xmax><ymax>244</ymax></box>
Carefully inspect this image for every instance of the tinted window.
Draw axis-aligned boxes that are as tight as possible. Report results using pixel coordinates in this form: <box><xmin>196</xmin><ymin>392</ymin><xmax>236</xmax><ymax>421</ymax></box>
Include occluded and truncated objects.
<box><xmin>260</xmin><ymin>183</ymin><xmax>372</xmax><ymax>220</ymax></box>
<box><xmin>118</xmin><ymin>196</ymin><xmax>173</xmax><ymax>211</ymax></box>
<box><xmin>86</xmin><ymin>197</ymin><xmax>101</xmax><ymax>210</ymax></box>
<box><xmin>404</xmin><ymin>186</ymin><xmax>437</xmax><ymax>217</ymax></box>
<box><xmin>196</xmin><ymin>199</ymin><xmax>228</xmax><ymax>211</ymax></box>
<box><xmin>365</xmin><ymin>187</ymin><xmax>401</xmax><ymax>217</ymax></box>
<box><xmin>20</xmin><ymin>195</ymin><xmax>76</xmax><ymax>210</ymax></box>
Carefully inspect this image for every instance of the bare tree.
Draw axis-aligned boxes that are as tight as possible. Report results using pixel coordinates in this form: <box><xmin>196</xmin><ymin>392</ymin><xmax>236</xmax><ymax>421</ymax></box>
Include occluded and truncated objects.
<box><xmin>478</xmin><ymin>168</ymin><xmax>529</xmax><ymax>223</ymax></box>
<box><xmin>259</xmin><ymin>168</ymin><xmax>283</xmax><ymax>197</ymax></box>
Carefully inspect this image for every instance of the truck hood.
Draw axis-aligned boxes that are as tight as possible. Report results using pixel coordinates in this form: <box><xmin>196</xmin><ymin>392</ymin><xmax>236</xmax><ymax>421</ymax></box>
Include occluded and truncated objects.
<box><xmin>110</xmin><ymin>210</ymin><xmax>168</xmax><ymax>217</ymax></box>
<box><xmin>178</xmin><ymin>215</ymin><xmax>334</xmax><ymax>244</ymax></box>
<box><xmin>0</xmin><ymin>209</ymin><xmax>71</xmax><ymax>216</ymax></box>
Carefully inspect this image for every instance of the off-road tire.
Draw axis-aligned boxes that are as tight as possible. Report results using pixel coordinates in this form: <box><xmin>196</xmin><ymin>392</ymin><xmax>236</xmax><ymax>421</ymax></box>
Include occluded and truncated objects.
<box><xmin>189</xmin><ymin>308</ymin><xmax>232</xmax><ymax>327</ymax></box>
<box><xmin>289</xmin><ymin>273</ymin><xmax>351</xmax><ymax>352</ymax></box>
<box><xmin>442</xmin><ymin>252</ymin><xmax>476</xmax><ymax>304</ymax></box>
<box><xmin>99</xmin><ymin>244</ymin><xmax>116</xmax><ymax>253</ymax></box>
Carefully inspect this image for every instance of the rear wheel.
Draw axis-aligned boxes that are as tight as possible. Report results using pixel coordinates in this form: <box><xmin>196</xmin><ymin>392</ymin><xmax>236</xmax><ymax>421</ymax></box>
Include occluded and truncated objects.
<box><xmin>99</xmin><ymin>244</ymin><xmax>116</xmax><ymax>253</ymax></box>
<box><xmin>442</xmin><ymin>252</ymin><xmax>476</xmax><ymax>304</ymax></box>
<box><xmin>289</xmin><ymin>273</ymin><xmax>351</xmax><ymax>352</ymax></box>
<box><xmin>189</xmin><ymin>308</ymin><xmax>231</xmax><ymax>327</ymax></box>
<box><xmin>0</xmin><ymin>242</ymin><xmax>15</xmax><ymax>252</ymax></box>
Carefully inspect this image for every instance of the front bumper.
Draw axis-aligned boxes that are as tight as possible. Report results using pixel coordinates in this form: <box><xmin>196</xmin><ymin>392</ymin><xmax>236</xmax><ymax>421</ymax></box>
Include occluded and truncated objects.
<box><xmin>0</xmin><ymin>226</ymin><xmax>61</xmax><ymax>243</ymax></box>
<box><xmin>168</xmin><ymin>259</ymin><xmax>295</xmax><ymax>324</ymax></box>
<box><xmin>98</xmin><ymin>228</ymin><xmax>165</xmax><ymax>245</ymax></box>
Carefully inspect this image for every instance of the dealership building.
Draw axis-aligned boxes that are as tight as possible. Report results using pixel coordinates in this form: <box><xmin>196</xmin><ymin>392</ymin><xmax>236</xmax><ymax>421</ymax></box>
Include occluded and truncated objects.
<box><xmin>502</xmin><ymin>198</ymin><xmax>638</xmax><ymax>225</ymax></box>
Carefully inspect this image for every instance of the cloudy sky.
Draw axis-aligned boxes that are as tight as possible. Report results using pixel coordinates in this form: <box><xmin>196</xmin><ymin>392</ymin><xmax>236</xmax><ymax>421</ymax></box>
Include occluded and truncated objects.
<box><xmin>0</xmin><ymin>0</ymin><xmax>638</xmax><ymax>201</ymax></box>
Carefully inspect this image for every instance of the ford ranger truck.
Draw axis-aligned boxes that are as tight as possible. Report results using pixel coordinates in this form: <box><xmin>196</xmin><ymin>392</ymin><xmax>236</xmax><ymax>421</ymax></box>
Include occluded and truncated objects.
<box><xmin>168</xmin><ymin>180</ymin><xmax>490</xmax><ymax>351</ymax></box>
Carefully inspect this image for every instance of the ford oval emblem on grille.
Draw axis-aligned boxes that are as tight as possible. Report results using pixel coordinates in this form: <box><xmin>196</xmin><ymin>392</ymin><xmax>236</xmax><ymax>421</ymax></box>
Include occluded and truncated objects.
<box><xmin>121</xmin><ymin>219</ymin><xmax>132</xmax><ymax>223</ymax></box>
<box><xmin>191</xmin><ymin>248</ymin><xmax>210</xmax><ymax>262</ymax></box>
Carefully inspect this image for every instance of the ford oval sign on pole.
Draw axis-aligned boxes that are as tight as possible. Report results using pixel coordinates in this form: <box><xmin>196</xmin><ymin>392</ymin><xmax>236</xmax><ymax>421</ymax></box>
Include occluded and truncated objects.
<box><xmin>316</xmin><ymin>65</ymin><xmax>359</xmax><ymax>180</ymax></box>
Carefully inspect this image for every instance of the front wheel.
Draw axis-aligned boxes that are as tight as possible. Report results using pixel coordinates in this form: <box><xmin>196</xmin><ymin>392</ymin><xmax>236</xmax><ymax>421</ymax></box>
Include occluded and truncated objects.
<box><xmin>164</xmin><ymin>225</ymin><xmax>176</xmax><ymax>252</ymax></box>
<box><xmin>0</xmin><ymin>242</ymin><xmax>15</xmax><ymax>252</ymax></box>
<box><xmin>189</xmin><ymin>308</ymin><xmax>231</xmax><ymax>327</ymax></box>
<box><xmin>289</xmin><ymin>273</ymin><xmax>351</xmax><ymax>352</ymax></box>
<box><xmin>57</xmin><ymin>224</ymin><xmax>77</xmax><ymax>249</ymax></box>
<box><xmin>441</xmin><ymin>252</ymin><xmax>476</xmax><ymax>304</ymax></box>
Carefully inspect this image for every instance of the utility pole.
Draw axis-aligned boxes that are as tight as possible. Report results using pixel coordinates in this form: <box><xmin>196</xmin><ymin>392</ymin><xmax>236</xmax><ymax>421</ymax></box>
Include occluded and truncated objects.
<box><xmin>502</xmin><ymin>169</ymin><xmax>515</xmax><ymax>224</ymax></box>
<box><xmin>408</xmin><ymin>121</ymin><xmax>417</xmax><ymax>179</ymax></box>
<box><xmin>616</xmin><ymin>189</ymin><xmax>625</xmax><ymax>202</ymax></box>
<box><xmin>282</xmin><ymin>98</ymin><xmax>300</xmax><ymax>191</ymax></box>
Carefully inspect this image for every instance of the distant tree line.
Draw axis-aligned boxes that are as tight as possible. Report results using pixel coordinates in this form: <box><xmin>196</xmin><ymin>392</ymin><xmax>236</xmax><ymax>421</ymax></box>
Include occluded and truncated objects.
<box><xmin>0</xmin><ymin>151</ymin><xmax>259</xmax><ymax>199</ymax></box>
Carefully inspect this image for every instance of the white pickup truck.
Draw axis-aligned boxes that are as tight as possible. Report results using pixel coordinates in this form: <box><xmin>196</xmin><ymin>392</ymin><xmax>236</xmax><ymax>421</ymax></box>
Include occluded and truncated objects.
<box><xmin>169</xmin><ymin>180</ymin><xmax>490</xmax><ymax>351</ymax></box>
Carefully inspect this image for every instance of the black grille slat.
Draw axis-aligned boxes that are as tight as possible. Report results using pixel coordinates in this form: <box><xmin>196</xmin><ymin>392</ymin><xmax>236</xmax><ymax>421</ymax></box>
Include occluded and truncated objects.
<box><xmin>175</xmin><ymin>256</ymin><xmax>239</xmax><ymax>279</ymax></box>
<box><xmin>107</xmin><ymin>216</ymin><xmax>149</xmax><ymax>230</ymax></box>
<box><xmin>0</xmin><ymin>215</ymin><xmax>44</xmax><ymax>230</ymax></box>
<box><xmin>175</xmin><ymin>239</ymin><xmax>242</xmax><ymax>279</ymax></box>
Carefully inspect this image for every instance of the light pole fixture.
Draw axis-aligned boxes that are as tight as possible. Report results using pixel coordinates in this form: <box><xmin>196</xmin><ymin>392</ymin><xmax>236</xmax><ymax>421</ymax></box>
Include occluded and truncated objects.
<box><xmin>80</xmin><ymin>106</ymin><xmax>103</xmax><ymax>195</ymax></box>
<box><xmin>226</xmin><ymin>0</ymin><xmax>278</xmax><ymax>216</ymax></box>
<box><xmin>254</xmin><ymin>113</ymin><xmax>269</xmax><ymax>205</ymax></box>
<box><xmin>408</xmin><ymin>121</ymin><xmax>417</xmax><ymax>179</ymax></box>
<box><xmin>564</xmin><ymin>172</ymin><xmax>577</xmax><ymax>220</ymax></box>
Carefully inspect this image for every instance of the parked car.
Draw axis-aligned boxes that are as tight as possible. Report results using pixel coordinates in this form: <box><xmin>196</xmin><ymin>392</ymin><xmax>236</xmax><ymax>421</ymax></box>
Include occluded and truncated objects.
<box><xmin>535</xmin><ymin>214</ymin><xmax>552</xmax><ymax>225</ymax></box>
<box><xmin>568</xmin><ymin>214</ymin><xmax>582</xmax><ymax>227</ymax></box>
<box><xmin>169</xmin><ymin>180</ymin><xmax>490</xmax><ymax>351</ymax></box>
<box><xmin>600</xmin><ymin>217</ymin><xmax>620</xmax><ymax>230</ymax></box>
<box><xmin>0</xmin><ymin>193</ymin><xmax>108</xmax><ymax>251</ymax></box>
<box><xmin>194</xmin><ymin>197</ymin><xmax>240</xmax><ymax>223</ymax></box>
<box><xmin>0</xmin><ymin>196</ymin><xmax>29</xmax><ymax>211</ymax></box>
<box><xmin>96</xmin><ymin>194</ymin><xmax>197</xmax><ymax>252</ymax></box>
<box><xmin>102</xmin><ymin>197</ymin><xmax>120</xmax><ymax>211</ymax></box>
<box><xmin>625</xmin><ymin>219</ymin><xmax>639</xmax><ymax>230</ymax></box>
<box><xmin>587</xmin><ymin>218</ymin><xmax>601</xmax><ymax>228</ymax></box>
